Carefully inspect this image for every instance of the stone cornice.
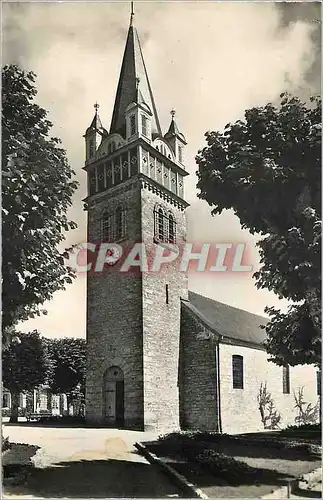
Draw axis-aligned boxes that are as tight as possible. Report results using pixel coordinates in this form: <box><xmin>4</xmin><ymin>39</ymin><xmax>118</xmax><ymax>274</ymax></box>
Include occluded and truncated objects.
<box><xmin>139</xmin><ymin>174</ymin><xmax>189</xmax><ymax>210</ymax></box>
<box><xmin>84</xmin><ymin>178</ymin><xmax>140</xmax><ymax>208</ymax></box>
<box><xmin>84</xmin><ymin>174</ymin><xmax>190</xmax><ymax>211</ymax></box>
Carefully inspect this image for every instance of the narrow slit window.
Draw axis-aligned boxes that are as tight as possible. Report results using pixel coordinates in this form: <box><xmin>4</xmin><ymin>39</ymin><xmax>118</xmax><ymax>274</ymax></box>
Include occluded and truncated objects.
<box><xmin>178</xmin><ymin>145</ymin><xmax>183</xmax><ymax>163</ymax></box>
<box><xmin>130</xmin><ymin>115</ymin><xmax>136</xmax><ymax>136</ymax></box>
<box><xmin>166</xmin><ymin>284</ymin><xmax>169</xmax><ymax>304</ymax></box>
<box><xmin>142</xmin><ymin>115</ymin><xmax>148</xmax><ymax>136</ymax></box>
<box><xmin>89</xmin><ymin>139</ymin><xmax>94</xmax><ymax>158</ymax></box>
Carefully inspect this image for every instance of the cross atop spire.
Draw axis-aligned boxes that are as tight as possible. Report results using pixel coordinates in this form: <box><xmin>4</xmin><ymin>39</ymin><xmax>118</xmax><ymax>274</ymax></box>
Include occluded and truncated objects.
<box><xmin>130</xmin><ymin>1</ymin><xmax>134</xmax><ymax>26</ymax></box>
<box><xmin>110</xmin><ymin>6</ymin><xmax>161</xmax><ymax>138</ymax></box>
<box><xmin>94</xmin><ymin>102</ymin><xmax>100</xmax><ymax>112</ymax></box>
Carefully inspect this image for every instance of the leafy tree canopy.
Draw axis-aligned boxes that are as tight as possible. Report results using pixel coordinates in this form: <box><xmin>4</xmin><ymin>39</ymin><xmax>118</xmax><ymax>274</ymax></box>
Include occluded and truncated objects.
<box><xmin>2</xmin><ymin>65</ymin><xmax>78</xmax><ymax>333</ymax></box>
<box><xmin>196</xmin><ymin>93</ymin><xmax>321</xmax><ymax>367</ymax></box>
<box><xmin>2</xmin><ymin>330</ymin><xmax>52</xmax><ymax>422</ymax></box>
<box><xmin>46</xmin><ymin>337</ymin><xmax>86</xmax><ymax>400</ymax></box>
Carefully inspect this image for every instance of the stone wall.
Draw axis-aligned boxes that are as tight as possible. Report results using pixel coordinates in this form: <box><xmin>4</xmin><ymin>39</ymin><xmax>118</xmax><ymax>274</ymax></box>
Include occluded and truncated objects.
<box><xmin>141</xmin><ymin>186</ymin><xmax>188</xmax><ymax>431</ymax></box>
<box><xmin>179</xmin><ymin>304</ymin><xmax>219</xmax><ymax>431</ymax></box>
<box><xmin>86</xmin><ymin>173</ymin><xmax>189</xmax><ymax>431</ymax></box>
<box><xmin>219</xmin><ymin>343</ymin><xmax>319</xmax><ymax>434</ymax></box>
<box><xmin>86</xmin><ymin>178</ymin><xmax>145</xmax><ymax>428</ymax></box>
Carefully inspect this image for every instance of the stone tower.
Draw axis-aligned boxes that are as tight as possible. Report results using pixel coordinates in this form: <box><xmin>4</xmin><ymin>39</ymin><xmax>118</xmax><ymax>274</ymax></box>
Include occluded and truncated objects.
<box><xmin>84</xmin><ymin>9</ymin><xmax>189</xmax><ymax>431</ymax></box>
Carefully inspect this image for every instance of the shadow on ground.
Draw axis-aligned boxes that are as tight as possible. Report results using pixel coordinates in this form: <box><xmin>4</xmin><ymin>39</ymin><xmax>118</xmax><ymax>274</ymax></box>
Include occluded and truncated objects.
<box><xmin>3</xmin><ymin>421</ymin><xmax>140</xmax><ymax>430</ymax></box>
<box><xmin>166</xmin><ymin>459</ymin><xmax>294</xmax><ymax>487</ymax></box>
<box><xmin>3</xmin><ymin>458</ymin><xmax>186</xmax><ymax>498</ymax></box>
<box><xmin>143</xmin><ymin>439</ymin><xmax>320</xmax><ymax>462</ymax></box>
<box><xmin>292</xmin><ymin>485</ymin><xmax>322</xmax><ymax>498</ymax></box>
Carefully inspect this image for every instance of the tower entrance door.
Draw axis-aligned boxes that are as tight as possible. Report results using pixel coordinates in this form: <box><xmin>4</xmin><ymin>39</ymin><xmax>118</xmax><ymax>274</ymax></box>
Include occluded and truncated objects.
<box><xmin>103</xmin><ymin>366</ymin><xmax>124</xmax><ymax>427</ymax></box>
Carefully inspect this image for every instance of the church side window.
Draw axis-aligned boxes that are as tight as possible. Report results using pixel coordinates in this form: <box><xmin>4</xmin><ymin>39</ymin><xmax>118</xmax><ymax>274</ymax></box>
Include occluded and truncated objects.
<box><xmin>232</xmin><ymin>355</ymin><xmax>243</xmax><ymax>389</ymax></box>
<box><xmin>130</xmin><ymin>115</ymin><xmax>136</xmax><ymax>136</ymax></box>
<box><xmin>317</xmin><ymin>371</ymin><xmax>321</xmax><ymax>396</ymax></box>
<box><xmin>282</xmin><ymin>365</ymin><xmax>290</xmax><ymax>394</ymax></box>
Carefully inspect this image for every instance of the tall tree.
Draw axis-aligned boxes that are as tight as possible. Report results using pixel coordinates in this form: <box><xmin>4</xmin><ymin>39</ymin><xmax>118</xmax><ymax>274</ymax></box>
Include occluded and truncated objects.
<box><xmin>47</xmin><ymin>338</ymin><xmax>86</xmax><ymax>412</ymax></box>
<box><xmin>2</xmin><ymin>65</ymin><xmax>78</xmax><ymax>335</ymax></box>
<box><xmin>196</xmin><ymin>93</ymin><xmax>321</xmax><ymax>367</ymax></box>
<box><xmin>2</xmin><ymin>330</ymin><xmax>52</xmax><ymax>422</ymax></box>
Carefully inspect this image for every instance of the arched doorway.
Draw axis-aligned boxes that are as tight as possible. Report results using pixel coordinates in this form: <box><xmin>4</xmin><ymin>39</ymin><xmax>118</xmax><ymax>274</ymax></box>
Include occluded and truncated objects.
<box><xmin>103</xmin><ymin>366</ymin><xmax>124</xmax><ymax>427</ymax></box>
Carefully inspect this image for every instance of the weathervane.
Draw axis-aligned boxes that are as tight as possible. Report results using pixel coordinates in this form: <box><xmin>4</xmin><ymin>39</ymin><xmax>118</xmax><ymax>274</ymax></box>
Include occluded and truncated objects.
<box><xmin>94</xmin><ymin>102</ymin><xmax>100</xmax><ymax>112</ymax></box>
<box><xmin>170</xmin><ymin>108</ymin><xmax>176</xmax><ymax>118</ymax></box>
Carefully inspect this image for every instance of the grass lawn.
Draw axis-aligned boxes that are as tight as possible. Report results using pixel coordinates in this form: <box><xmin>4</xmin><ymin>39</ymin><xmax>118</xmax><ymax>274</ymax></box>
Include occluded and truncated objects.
<box><xmin>143</xmin><ymin>430</ymin><xmax>321</xmax><ymax>498</ymax></box>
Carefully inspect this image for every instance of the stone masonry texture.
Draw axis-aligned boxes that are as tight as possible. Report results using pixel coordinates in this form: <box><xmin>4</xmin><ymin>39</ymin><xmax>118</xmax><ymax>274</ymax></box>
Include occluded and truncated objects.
<box><xmin>86</xmin><ymin>167</ymin><xmax>188</xmax><ymax>431</ymax></box>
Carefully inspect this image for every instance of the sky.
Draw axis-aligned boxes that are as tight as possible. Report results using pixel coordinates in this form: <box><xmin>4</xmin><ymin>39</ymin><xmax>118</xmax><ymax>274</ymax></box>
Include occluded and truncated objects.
<box><xmin>2</xmin><ymin>1</ymin><xmax>321</xmax><ymax>339</ymax></box>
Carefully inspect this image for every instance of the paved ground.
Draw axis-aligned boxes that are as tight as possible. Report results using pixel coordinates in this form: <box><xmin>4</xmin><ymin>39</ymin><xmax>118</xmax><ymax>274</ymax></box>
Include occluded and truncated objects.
<box><xmin>2</xmin><ymin>424</ymin><xmax>184</xmax><ymax>498</ymax></box>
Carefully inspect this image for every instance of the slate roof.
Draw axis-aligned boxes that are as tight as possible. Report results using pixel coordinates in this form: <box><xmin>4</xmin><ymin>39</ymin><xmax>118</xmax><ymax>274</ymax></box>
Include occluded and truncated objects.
<box><xmin>186</xmin><ymin>291</ymin><xmax>268</xmax><ymax>347</ymax></box>
<box><xmin>109</xmin><ymin>17</ymin><xmax>161</xmax><ymax>138</ymax></box>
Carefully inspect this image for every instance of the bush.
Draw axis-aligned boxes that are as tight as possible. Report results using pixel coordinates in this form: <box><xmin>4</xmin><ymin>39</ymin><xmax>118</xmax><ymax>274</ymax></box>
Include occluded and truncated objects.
<box><xmin>195</xmin><ymin>449</ymin><xmax>258</xmax><ymax>484</ymax></box>
<box><xmin>2</xmin><ymin>436</ymin><xmax>11</xmax><ymax>452</ymax></box>
<box><xmin>37</xmin><ymin>415</ymin><xmax>86</xmax><ymax>425</ymax></box>
<box><xmin>2</xmin><ymin>408</ymin><xmax>27</xmax><ymax>418</ymax></box>
<box><xmin>280</xmin><ymin>423</ymin><xmax>321</xmax><ymax>439</ymax></box>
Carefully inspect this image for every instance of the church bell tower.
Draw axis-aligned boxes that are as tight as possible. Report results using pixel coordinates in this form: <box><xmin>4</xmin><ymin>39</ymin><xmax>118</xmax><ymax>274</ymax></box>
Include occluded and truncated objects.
<box><xmin>84</xmin><ymin>7</ymin><xmax>189</xmax><ymax>431</ymax></box>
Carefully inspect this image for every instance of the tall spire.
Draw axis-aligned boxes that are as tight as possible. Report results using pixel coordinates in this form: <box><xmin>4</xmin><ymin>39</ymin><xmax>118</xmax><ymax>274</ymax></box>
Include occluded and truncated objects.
<box><xmin>109</xmin><ymin>7</ymin><xmax>161</xmax><ymax>138</ymax></box>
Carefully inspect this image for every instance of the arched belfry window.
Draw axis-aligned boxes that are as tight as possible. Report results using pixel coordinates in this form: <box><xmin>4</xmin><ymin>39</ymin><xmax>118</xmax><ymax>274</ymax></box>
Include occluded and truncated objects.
<box><xmin>101</xmin><ymin>205</ymin><xmax>127</xmax><ymax>242</ymax></box>
<box><xmin>157</xmin><ymin>207</ymin><xmax>165</xmax><ymax>241</ymax></box>
<box><xmin>168</xmin><ymin>212</ymin><xmax>176</xmax><ymax>243</ymax></box>
<box><xmin>154</xmin><ymin>205</ymin><xmax>177</xmax><ymax>244</ymax></box>
<box><xmin>115</xmin><ymin>204</ymin><xmax>127</xmax><ymax>241</ymax></box>
<box><xmin>101</xmin><ymin>211</ymin><xmax>113</xmax><ymax>242</ymax></box>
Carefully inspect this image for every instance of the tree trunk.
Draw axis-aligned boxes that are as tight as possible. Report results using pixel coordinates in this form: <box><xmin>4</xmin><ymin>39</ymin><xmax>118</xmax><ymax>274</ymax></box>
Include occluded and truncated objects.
<box><xmin>9</xmin><ymin>391</ymin><xmax>20</xmax><ymax>423</ymax></box>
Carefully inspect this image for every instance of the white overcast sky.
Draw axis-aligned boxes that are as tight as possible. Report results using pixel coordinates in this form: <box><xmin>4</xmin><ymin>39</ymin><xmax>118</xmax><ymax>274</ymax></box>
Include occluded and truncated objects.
<box><xmin>3</xmin><ymin>1</ymin><xmax>321</xmax><ymax>339</ymax></box>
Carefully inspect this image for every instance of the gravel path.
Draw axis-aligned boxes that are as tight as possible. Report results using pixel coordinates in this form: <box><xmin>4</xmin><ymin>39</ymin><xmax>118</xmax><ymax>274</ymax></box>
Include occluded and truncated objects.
<box><xmin>3</xmin><ymin>424</ymin><xmax>184</xmax><ymax>498</ymax></box>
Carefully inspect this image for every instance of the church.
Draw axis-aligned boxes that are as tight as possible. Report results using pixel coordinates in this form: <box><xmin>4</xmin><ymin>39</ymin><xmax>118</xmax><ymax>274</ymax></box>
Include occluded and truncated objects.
<box><xmin>84</xmin><ymin>10</ymin><xmax>319</xmax><ymax>434</ymax></box>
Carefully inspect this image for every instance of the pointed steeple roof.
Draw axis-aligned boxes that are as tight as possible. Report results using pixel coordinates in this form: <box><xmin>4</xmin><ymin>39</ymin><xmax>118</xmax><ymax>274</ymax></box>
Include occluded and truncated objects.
<box><xmin>110</xmin><ymin>11</ymin><xmax>161</xmax><ymax>138</ymax></box>
<box><xmin>165</xmin><ymin>109</ymin><xmax>187</xmax><ymax>144</ymax></box>
<box><xmin>86</xmin><ymin>103</ymin><xmax>108</xmax><ymax>136</ymax></box>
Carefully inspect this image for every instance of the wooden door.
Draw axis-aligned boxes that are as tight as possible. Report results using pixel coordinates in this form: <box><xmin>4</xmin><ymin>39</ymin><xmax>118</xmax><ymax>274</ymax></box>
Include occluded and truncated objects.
<box><xmin>104</xmin><ymin>381</ymin><xmax>116</xmax><ymax>423</ymax></box>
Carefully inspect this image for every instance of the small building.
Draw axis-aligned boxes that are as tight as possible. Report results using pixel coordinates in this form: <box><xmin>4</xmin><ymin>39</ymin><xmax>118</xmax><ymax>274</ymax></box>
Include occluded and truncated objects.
<box><xmin>2</xmin><ymin>386</ymin><xmax>68</xmax><ymax>417</ymax></box>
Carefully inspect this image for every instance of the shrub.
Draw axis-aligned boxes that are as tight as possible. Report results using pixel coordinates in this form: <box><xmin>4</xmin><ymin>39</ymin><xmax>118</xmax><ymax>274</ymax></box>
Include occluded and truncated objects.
<box><xmin>195</xmin><ymin>449</ymin><xmax>257</xmax><ymax>484</ymax></box>
<box><xmin>2</xmin><ymin>408</ymin><xmax>27</xmax><ymax>418</ymax></box>
<box><xmin>293</xmin><ymin>388</ymin><xmax>320</xmax><ymax>425</ymax></box>
<box><xmin>280</xmin><ymin>423</ymin><xmax>321</xmax><ymax>439</ymax></box>
<box><xmin>257</xmin><ymin>382</ymin><xmax>282</xmax><ymax>429</ymax></box>
<box><xmin>2</xmin><ymin>436</ymin><xmax>11</xmax><ymax>452</ymax></box>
